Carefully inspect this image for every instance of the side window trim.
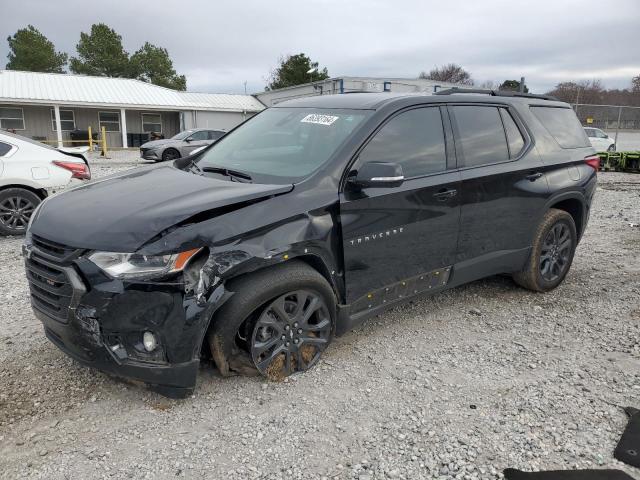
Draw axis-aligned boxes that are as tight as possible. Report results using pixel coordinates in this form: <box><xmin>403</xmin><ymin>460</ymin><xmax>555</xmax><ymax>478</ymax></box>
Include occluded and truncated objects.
<box><xmin>498</xmin><ymin>107</ymin><xmax>525</xmax><ymax>160</ymax></box>
<box><xmin>447</xmin><ymin>103</ymin><xmax>532</xmax><ymax>171</ymax></box>
<box><xmin>345</xmin><ymin>105</ymin><xmax>450</xmax><ymax>184</ymax></box>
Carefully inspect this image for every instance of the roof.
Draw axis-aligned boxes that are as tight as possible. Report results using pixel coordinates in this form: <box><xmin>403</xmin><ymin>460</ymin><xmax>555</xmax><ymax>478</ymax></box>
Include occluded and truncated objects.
<box><xmin>275</xmin><ymin>91</ymin><xmax>567</xmax><ymax>110</ymax></box>
<box><xmin>0</xmin><ymin>70</ymin><xmax>265</xmax><ymax>112</ymax></box>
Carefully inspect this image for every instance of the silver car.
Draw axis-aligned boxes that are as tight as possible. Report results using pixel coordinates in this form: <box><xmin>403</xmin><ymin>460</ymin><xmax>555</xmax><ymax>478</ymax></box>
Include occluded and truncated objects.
<box><xmin>140</xmin><ymin>128</ymin><xmax>226</xmax><ymax>162</ymax></box>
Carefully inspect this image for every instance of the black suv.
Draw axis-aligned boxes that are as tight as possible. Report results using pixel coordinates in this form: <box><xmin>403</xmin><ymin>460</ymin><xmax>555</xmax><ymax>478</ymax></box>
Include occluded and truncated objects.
<box><xmin>23</xmin><ymin>90</ymin><xmax>598</xmax><ymax>397</ymax></box>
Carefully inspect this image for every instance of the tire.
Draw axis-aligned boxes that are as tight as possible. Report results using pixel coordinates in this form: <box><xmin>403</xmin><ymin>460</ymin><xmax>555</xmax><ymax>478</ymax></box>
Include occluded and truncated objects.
<box><xmin>513</xmin><ymin>208</ymin><xmax>577</xmax><ymax>292</ymax></box>
<box><xmin>607</xmin><ymin>144</ymin><xmax>616</xmax><ymax>152</ymax></box>
<box><xmin>161</xmin><ymin>148</ymin><xmax>181</xmax><ymax>162</ymax></box>
<box><xmin>207</xmin><ymin>260</ymin><xmax>336</xmax><ymax>380</ymax></box>
<box><xmin>0</xmin><ymin>188</ymin><xmax>42</xmax><ymax>236</ymax></box>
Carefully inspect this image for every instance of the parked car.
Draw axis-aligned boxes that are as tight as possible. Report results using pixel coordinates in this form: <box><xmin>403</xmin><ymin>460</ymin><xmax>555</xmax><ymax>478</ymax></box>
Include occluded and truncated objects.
<box><xmin>0</xmin><ymin>130</ymin><xmax>90</xmax><ymax>236</ymax></box>
<box><xmin>139</xmin><ymin>128</ymin><xmax>226</xmax><ymax>162</ymax></box>
<box><xmin>584</xmin><ymin>127</ymin><xmax>615</xmax><ymax>152</ymax></box>
<box><xmin>24</xmin><ymin>90</ymin><xmax>597</xmax><ymax>398</ymax></box>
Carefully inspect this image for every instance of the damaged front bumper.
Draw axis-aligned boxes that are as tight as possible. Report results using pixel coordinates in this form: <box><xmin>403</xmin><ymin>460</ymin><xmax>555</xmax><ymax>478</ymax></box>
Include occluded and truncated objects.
<box><xmin>23</xmin><ymin>237</ymin><xmax>224</xmax><ymax>398</ymax></box>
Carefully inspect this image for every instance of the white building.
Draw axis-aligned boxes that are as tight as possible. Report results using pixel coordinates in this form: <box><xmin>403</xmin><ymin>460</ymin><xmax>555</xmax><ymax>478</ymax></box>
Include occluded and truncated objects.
<box><xmin>0</xmin><ymin>70</ymin><xmax>265</xmax><ymax>148</ymax></box>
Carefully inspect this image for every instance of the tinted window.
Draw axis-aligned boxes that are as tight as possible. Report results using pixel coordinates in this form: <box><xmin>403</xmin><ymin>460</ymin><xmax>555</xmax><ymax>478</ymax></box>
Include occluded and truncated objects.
<box><xmin>188</xmin><ymin>131</ymin><xmax>209</xmax><ymax>141</ymax></box>
<box><xmin>584</xmin><ymin>128</ymin><xmax>596</xmax><ymax>138</ymax></box>
<box><xmin>500</xmin><ymin>109</ymin><xmax>526</xmax><ymax>158</ymax></box>
<box><xmin>358</xmin><ymin>107</ymin><xmax>446</xmax><ymax>178</ymax></box>
<box><xmin>0</xmin><ymin>141</ymin><xmax>12</xmax><ymax>156</ymax></box>
<box><xmin>208</xmin><ymin>130</ymin><xmax>225</xmax><ymax>140</ymax></box>
<box><xmin>451</xmin><ymin>106</ymin><xmax>509</xmax><ymax>167</ymax></box>
<box><xmin>530</xmin><ymin>107</ymin><xmax>590</xmax><ymax>148</ymax></box>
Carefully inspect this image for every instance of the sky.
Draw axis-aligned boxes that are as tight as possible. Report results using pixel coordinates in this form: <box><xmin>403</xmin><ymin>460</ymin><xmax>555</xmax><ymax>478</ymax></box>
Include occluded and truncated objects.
<box><xmin>1</xmin><ymin>0</ymin><xmax>639</xmax><ymax>95</ymax></box>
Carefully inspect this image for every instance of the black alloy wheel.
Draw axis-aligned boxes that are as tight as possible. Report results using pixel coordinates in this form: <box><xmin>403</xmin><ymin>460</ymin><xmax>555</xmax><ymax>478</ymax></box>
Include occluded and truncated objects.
<box><xmin>0</xmin><ymin>189</ymin><xmax>40</xmax><ymax>235</ymax></box>
<box><xmin>539</xmin><ymin>222</ymin><xmax>572</xmax><ymax>282</ymax></box>
<box><xmin>161</xmin><ymin>148</ymin><xmax>181</xmax><ymax>162</ymax></box>
<box><xmin>250</xmin><ymin>290</ymin><xmax>332</xmax><ymax>377</ymax></box>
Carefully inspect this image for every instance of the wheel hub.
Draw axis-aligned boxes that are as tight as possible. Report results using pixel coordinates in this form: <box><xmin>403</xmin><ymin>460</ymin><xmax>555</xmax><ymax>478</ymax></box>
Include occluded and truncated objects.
<box><xmin>250</xmin><ymin>290</ymin><xmax>331</xmax><ymax>378</ymax></box>
<box><xmin>539</xmin><ymin>221</ymin><xmax>572</xmax><ymax>282</ymax></box>
<box><xmin>0</xmin><ymin>196</ymin><xmax>35</xmax><ymax>231</ymax></box>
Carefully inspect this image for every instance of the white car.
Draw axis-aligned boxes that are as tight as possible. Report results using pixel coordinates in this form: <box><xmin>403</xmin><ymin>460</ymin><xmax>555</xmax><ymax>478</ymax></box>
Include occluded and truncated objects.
<box><xmin>584</xmin><ymin>127</ymin><xmax>616</xmax><ymax>152</ymax></box>
<box><xmin>0</xmin><ymin>130</ymin><xmax>91</xmax><ymax>235</ymax></box>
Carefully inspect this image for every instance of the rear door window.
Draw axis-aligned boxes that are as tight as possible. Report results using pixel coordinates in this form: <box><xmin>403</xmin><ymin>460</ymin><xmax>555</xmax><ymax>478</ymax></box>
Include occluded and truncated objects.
<box><xmin>450</xmin><ymin>106</ymin><xmax>509</xmax><ymax>168</ymax></box>
<box><xmin>530</xmin><ymin>106</ymin><xmax>590</xmax><ymax>148</ymax></box>
<box><xmin>188</xmin><ymin>131</ymin><xmax>209</xmax><ymax>141</ymax></box>
<box><xmin>357</xmin><ymin>107</ymin><xmax>446</xmax><ymax>178</ymax></box>
<box><xmin>499</xmin><ymin>109</ymin><xmax>526</xmax><ymax>158</ymax></box>
<box><xmin>0</xmin><ymin>141</ymin><xmax>13</xmax><ymax>156</ymax></box>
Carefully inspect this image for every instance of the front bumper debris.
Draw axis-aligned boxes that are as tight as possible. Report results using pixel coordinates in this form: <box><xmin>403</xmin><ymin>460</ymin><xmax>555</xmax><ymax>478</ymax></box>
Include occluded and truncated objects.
<box><xmin>23</xmin><ymin>235</ymin><xmax>210</xmax><ymax>398</ymax></box>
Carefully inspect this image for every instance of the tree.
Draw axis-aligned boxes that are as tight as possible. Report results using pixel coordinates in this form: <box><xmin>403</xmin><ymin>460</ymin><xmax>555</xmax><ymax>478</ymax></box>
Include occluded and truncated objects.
<box><xmin>6</xmin><ymin>25</ymin><xmax>67</xmax><ymax>73</ymax></box>
<box><xmin>267</xmin><ymin>53</ymin><xmax>329</xmax><ymax>90</ymax></box>
<box><xmin>419</xmin><ymin>63</ymin><xmax>474</xmax><ymax>85</ymax></box>
<box><xmin>130</xmin><ymin>42</ymin><xmax>186</xmax><ymax>91</ymax></box>
<box><xmin>546</xmin><ymin>80</ymin><xmax>603</xmax><ymax>104</ymax></box>
<box><xmin>69</xmin><ymin>23</ymin><xmax>130</xmax><ymax>77</ymax></box>
<box><xmin>499</xmin><ymin>79</ymin><xmax>529</xmax><ymax>93</ymax></box>
<box><xmin>633</xmin><ymin>75</ymin><xmax>640</xmax><ymax>93</ymax></box>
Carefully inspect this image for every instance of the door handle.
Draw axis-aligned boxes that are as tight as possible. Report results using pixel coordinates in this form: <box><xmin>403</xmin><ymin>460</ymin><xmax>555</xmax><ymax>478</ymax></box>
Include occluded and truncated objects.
<box><xmin>433</xmin><ymin>188</ymin><xmax>457</xmax><ymax>201</ymax></box>
<box><xmin>525</xmin><ymin>172</ymin><xmax>543</xmax><ymax>181</ymax></box>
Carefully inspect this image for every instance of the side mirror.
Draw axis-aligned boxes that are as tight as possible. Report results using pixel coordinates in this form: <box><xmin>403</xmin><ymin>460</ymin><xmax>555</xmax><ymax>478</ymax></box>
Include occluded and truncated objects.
<box><xmin>348</xmin><ymin>162</ymin><xmax>404</xmax><ymax>189</ymax></box>
<box><xmin>185</xmin><ymin>137</ymin><xmax>193</xmax><ymax>142</ymax></box>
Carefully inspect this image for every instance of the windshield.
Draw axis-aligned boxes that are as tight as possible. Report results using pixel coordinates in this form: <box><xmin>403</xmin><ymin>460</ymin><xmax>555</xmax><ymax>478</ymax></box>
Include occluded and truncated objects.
<box><xmin>196</xmin><ymin>108</ymin><xmax>370</xmax><ymax>183</ymax></box>
<box><xmin>171</xmin><ymin>130</ymin><xmax>195</xmax><ymax>140</ymax></box>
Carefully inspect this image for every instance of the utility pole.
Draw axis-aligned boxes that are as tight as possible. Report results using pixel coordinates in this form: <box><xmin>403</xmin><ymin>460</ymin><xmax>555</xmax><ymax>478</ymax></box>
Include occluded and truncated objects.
<box><xmin>243</xmin><ymin>81</ymin><xmax>247</xmax><ymax>95</ymax></box>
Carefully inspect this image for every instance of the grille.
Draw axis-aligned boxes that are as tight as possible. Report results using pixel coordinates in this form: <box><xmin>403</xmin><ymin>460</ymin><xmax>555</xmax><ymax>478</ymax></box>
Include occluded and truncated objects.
<box><xmin>25</xmin><ymin>236</ymin><xmax>84</xmax><ymax>323</ymax></box>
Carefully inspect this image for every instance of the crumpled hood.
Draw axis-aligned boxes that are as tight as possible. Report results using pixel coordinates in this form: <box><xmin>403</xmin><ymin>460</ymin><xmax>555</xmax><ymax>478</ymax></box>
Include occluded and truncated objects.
<box><xmin>30</xmin><ymin>165</ymin><xmax>293</xmax><ymax>252</ymax></box>
<box><xmin>140</xmin><ymin>139</ymin><xmax>174</xmax><ymax>149</ymax></box>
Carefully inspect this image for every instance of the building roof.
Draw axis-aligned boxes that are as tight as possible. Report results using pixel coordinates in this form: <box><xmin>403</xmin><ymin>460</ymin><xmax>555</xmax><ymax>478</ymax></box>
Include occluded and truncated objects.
<box><xmin>0</xmin><ymin>70</ymin><xmax>265</xmax><ymax>112</ymax></box>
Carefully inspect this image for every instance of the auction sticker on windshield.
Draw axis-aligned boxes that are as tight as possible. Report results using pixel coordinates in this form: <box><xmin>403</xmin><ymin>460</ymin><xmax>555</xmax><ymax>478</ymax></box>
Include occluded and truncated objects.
<box><xmin>301</xmin><ymin>114</ymin><xmax>339</xmax><ymax>126</ymax></box>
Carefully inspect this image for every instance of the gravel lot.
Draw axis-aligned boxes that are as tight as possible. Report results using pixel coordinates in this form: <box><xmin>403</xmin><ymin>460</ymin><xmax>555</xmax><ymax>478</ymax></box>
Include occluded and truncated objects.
<box><xmin>0</xmin><ymin>160</ymin><xmax>638</xmax><ymax>480</ymax></box>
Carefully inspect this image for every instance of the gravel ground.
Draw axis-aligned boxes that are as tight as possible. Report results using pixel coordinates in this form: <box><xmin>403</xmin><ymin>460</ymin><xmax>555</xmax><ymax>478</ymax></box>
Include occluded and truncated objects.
<box><xmin>0</xmin><ymin>163</ymin><xmax>638</xmax><ymax>480</ymax></box>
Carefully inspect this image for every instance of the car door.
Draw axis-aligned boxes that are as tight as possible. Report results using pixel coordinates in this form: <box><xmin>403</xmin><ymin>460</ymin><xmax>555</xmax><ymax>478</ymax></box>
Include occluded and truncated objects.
<box><xmin>449</xmin><ymin>104</ymin><xmax>549</xmax><ymax>281</ymax></box>
<box><xmin>181</xmin><ymin>130</ymin><xmax>210</xmax><ymax>155</ymax></box>
<box><xmin>340</xmin><ymin>106</ymin><xmax>461</xmax><ymax>309</ymax></box>
<box><xmin>594</xmin><ymin>129</ymin><xmax>610</xmax><ymax>151</ymax></box>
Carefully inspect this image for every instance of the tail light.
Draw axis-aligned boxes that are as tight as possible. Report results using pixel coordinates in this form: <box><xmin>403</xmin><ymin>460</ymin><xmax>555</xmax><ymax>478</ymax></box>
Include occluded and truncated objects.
<box><xmin>584</xmin><ymin>155</ymin><xmax>600</xmax><ymax>173</ymax></box>
<box><xmin>52</xmin><ymin>161</ymin><xmax>91</xmax><ymax>180</ymax></box>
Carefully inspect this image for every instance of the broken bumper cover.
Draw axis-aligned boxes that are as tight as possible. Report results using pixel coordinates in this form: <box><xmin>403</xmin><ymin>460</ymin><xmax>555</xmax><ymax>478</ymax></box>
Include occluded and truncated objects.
<box><xmin>24</xmin><ymin>245</ymin><xmax>212</xmax><ymax>399</ymax></box>
<box><xmin>37</xmin><ymin>307</ymin><xmax>199</xmax><ymax>398</ymax></box>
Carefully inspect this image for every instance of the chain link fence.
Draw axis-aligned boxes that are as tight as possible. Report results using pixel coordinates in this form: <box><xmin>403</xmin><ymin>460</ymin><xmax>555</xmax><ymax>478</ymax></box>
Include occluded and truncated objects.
<box><xmin>571</xmin><ymin>103</ymin><xmax>640</xmax><ymax>151</ymax></box>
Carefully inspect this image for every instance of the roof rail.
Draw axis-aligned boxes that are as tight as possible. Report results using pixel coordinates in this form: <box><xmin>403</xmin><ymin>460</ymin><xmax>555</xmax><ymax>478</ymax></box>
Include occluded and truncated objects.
<box><xmin>434</xmin><ymin>87</ymin><xmax>558</xmax><ymax>101</ymax></box>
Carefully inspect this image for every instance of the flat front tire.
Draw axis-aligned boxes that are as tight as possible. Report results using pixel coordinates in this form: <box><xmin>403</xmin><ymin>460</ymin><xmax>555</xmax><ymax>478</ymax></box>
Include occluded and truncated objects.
<box><xmin>207</xmin><ymin>261</ymin><xmax>336</xmax><ymax>380</ymax></box>
<box><xmin>513</xmin><ymin>208</ymin><xmax>577</xmax><ymax>292</ymax></box>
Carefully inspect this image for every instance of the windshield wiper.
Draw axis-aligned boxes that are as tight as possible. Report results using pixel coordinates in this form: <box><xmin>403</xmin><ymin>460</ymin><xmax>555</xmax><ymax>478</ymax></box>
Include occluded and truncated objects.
<box><xmin>202</xmin><ymin>166</ymin><xmax>253</xmax><ymax>183</ymax></box>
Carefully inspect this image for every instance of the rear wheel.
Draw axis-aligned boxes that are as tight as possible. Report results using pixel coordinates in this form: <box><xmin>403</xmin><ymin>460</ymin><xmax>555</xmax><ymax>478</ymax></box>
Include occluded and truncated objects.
<box><xmin>0</xmin><ymin>188</ymin><xmax>41</xmax><ymax>236</ymax></box>
<box><xmin>161</xmin><ymin>148</ymin><xmax>180</xmax><ymax>162</ymax></box>
<box><xmin>513</xmin><ymin>208</ymin><xmax>577</xmax><ymax>292</ymax></box>
<box><xmin>607</xmin><ymin>144</ymin><xmax>616</xmax><ymax>152</ymax></box>
<box><xmin>207</xmin><ymin>261</ymin><xmax>335</xmax><ymax>380</ymax></box>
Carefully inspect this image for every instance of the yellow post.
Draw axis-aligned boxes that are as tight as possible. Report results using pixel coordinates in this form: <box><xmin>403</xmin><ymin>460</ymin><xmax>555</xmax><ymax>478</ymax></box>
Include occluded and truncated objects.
<box><xmin>88</xmin><ymin>125</ymin><xmax>93</xmax><ymax>151</ymax></box>
<box><xmin>101</xmin><ymin>126</ymin><xmax>108</xmax><ymax>157</ymax></box>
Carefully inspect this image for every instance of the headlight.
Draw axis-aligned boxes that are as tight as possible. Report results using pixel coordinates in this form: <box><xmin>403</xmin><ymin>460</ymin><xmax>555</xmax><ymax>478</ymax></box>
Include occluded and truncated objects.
<box><xmin>88</xmin><ymin>248</ymin><xmax>202</xmax><ymax>279</ymax></box>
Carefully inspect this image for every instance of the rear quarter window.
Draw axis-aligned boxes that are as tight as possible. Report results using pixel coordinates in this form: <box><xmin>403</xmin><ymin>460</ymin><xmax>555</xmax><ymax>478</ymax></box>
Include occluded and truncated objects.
<box><xmin>530</xmin><ymin>106</ymin><xmax>590</xmax><ymax>149</ymax></box>
<box><xmin>0</xmin><ymin>141</ymin><xmax>12</xmax><ymax>156</ymax></box>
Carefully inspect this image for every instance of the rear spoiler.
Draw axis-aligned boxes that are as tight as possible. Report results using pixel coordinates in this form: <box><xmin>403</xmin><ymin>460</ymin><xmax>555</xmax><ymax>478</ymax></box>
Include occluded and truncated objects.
<box><xmin>57</xmin><ymin>146</ymin><xmax>89</xmax><ymax>165</ymax></box>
